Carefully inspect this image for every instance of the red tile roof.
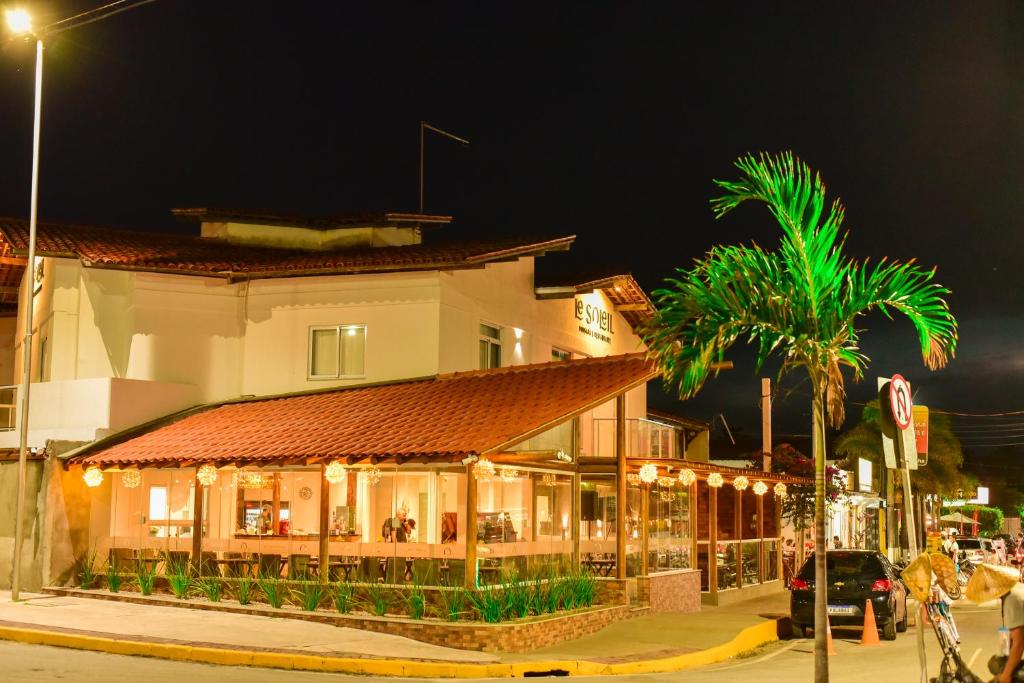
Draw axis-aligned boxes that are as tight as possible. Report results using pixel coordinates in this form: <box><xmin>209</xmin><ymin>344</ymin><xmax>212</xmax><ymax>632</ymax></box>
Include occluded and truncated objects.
<box><xmin>0</xmin><ymin>218</ymin><xmax>574</xmax><ymax>280</ymax></box>
<box><xmin>69</xmin><ymin>354</ymin><xmax>657</xmax><ymax>468</ymax></box>
<box><xmin>170</xmin><ymin>208</ymin><xmax>453</xmax><ymax>230</ymax></box>
<box><xmin>535</xmin><ymin>273</ymin><xmax>654</xmax><ymax>327</ymax></box>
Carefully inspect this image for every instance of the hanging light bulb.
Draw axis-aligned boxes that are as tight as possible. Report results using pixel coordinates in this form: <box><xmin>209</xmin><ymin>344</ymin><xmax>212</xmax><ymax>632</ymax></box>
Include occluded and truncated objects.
<box><xmin>197</xmin><ymin>464</ymin><xmax>218</xmax><ymax>487</ymax></box>
<box><xmin>638</xmin><ymin>463</ymin><xmax>658</xmax><ymax>485</ymax></box>
<box><xmin>474</xmin><ymin>457</ymin><xmax>495</xmax><ymax>482</ymax></box>
<box><xmin>677</xmin><ymin>468</ymin><xmax>696</xmax><ymax>487</ymax></box>
<box><xmin>733</xmin><ymin>475</ymin><xmax>749</xmax><ymax>491</ymax></box>
<box><xmin>365</xmin><ymin>464</ymin><xmax>382</xmax><ymax>486</ymax></box>
<box><xmin>753</xmin><ymin>480</ymin><xmax>768</xmax><ymax>496</ymax></box>
<box><xmin>774</xmin><ymin>482</ymin><xmax>788</xmax><ymax>498</ymax></box>
<box><xmin>83</xmin><ymin>467</ymin><xmax>104</xmax><ymax>488</ymax></box>
<box><xmin>707</xmin><ymin>472</ymin><xmax>724</xmax><ymax>488</ymax></box>
<box><xmin>499</xmin><ymin>466</ymin><xmax>520</xmax><ymax>483</ymax></box>
<box><xmin>325</xmin><ymin>461</ymin><xmax>346</xmax><ymax>485</ymax></box>
<box><xmin>121</xmin><ymin>470</ymin><xmax>141</xmax><ymax>489</ymax></box>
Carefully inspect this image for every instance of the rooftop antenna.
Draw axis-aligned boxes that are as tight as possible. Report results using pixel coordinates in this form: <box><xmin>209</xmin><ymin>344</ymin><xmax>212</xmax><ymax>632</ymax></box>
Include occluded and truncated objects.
<box><xmin>711</xmin><ymin>412</ymin><xmax>736</xmax><ymax>445</ymax></box>
<box><xmin>419</xmin><ymin>121</ymin><xmax>469</xmax><ymax>214</ymax></box>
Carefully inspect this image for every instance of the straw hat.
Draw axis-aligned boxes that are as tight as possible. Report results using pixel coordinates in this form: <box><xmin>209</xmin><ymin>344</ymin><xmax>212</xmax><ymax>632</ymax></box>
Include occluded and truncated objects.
<box><xmin>929</xmin><ymin>552</ymin><xmax>959</xmax><ymax>596</ymax></box>
<box><xmin>965</xmin><ymin>564</ymin><xmax>1020</xmax><ymax>603</ymax></box>
<box><xmin>901</xmin><ymin>553</ymin><xmax>933</xmax><ymax>602</ymax></box>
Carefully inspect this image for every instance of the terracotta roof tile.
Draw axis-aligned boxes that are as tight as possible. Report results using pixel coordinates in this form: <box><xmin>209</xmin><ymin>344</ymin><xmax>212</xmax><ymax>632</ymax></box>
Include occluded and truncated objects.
<box><xmin>0</xmin><ymin>218</ymin><xmax>574</xmax><ymax>279</ymax></box>
<box><xmin>72</xmin><ymin>354</ymin><xmax>657</xmax><ymax>467</ymax></box>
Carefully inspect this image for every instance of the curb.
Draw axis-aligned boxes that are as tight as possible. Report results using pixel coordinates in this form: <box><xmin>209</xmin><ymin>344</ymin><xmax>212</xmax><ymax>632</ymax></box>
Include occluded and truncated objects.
<box><xmin>0</xmin><ymin>618</ymin><xmax>781</xmax><ymax>678</ymax></box>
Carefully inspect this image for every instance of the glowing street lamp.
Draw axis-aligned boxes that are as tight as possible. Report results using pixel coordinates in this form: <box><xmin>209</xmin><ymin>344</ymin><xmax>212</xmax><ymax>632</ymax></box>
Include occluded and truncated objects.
<box><xmin>5</xmin><ymin>9</ymin><xmax>32</xmax><ymax>34</ymax></box>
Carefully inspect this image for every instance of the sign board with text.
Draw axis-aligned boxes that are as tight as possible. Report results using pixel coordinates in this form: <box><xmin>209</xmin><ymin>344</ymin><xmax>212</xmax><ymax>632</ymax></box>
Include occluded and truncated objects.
<box><xmin>913</xmin><ymin>405</ymin><xmax>929</xmax><ymax>467</ymax></box>
<box><xmin>574</xmin><ymin>296</ymin><xmax>615</xmax><ymax>344</ymax></box>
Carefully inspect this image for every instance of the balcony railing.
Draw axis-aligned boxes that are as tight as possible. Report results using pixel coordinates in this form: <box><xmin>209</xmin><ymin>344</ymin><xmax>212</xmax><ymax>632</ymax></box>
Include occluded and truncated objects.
<box><xmin>588</xmin><ymin>417</ymin><xmax>680</xmax><ymax>459</ymax></box>
<box><xmin>0</xmin><ymin>385</ymin><xmax>15</xmax><ymax>431</ymax></box>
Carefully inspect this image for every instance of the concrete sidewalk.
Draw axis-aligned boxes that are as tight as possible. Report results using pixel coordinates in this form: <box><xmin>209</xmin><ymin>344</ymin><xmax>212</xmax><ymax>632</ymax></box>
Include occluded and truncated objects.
<box><xmin>0</xmin><ymin>590</ymin><xmax>787</xmax><ymax>677</ymax></box>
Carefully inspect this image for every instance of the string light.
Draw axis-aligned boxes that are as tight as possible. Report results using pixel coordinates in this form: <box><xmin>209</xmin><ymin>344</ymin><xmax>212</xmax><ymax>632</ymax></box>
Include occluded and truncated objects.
<box><xmin>774</xmin><ymin>482</ymin><xmax>788</xmax><ymax>498</ymax></box>
<box><xmin>499</xmin><ymin>466</ymin><xmax>520</xmax><ymax>483</ymax></box>
<box><xmin>238</xmin><ymin>471</ymin><xmax>271</xmax><ymax>490</ymax></box>
<box><xmin>733</xmin><ymin>475</ymin><xmax>749</xmax><ymax>491</ymax></box>
<box><xmin>638</xmin><ymin>463</ymin><xmax>658</xmax><ymax>485</ymax></box>
<box><xmin>707</xmin><ymin>472</ymin><xmax>724</xmax><ymax>488</ymax></box>
<box><xmin>678</xmin><ymin>468</ymin><xmax>696</xmax><ymax>487</ymax></box>
<box><xmin>121</xmin><ymin>470</ymin><xmax>141</xmax><ymax>489</ymax></box>
<box><xmin>626</xmin><ymin>473</ymin><xmax>641</xmax><ymax>486</ymax></box>
<box><xmin>197</xmin><ymin>464</ymin><xmax>218</xmax><ymax>487</ymax></box>
<box><xmin>325</xmin><ymin>461</ymin><xmax>346</xmax><ymax>485</ymax></box>
<box><xmin>753</xmin><ymin>480</ymin><xmax>768</xmax><ymax>496</ymax></box>
<box><xmin>474</xmin><ymin>457</ymin><xmax>495</xmax><ymax>482</ymax></box>
<box><xmin>365</xmin><ymin>464</ymin><xmax>382</xmax><ymax>486</ymax></box>
<box><xmin>83</xmin><ymin>467</ymin><xmax>104</xmax><ymax>488</ymax></box>
<box><xmin>541</xmin><ymin>472</ymin><xmax>557</xmax><ymax>487</ymax></box>
<box><xmin>657</xmin><ymin>476</ymin><xmax>675</xmax><ymax>489</ymax></box>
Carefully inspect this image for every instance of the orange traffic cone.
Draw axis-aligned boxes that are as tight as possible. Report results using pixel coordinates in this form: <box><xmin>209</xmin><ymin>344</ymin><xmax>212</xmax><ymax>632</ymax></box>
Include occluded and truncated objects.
<box><xmin>826</xmin><ymin>615</ymin><xmax>838</xmax><ymax>655</ymax></box>
<box><xmin>860</xmin><ymin>600</ymin><xmax>881</xmax><ymax>646</ymax></box>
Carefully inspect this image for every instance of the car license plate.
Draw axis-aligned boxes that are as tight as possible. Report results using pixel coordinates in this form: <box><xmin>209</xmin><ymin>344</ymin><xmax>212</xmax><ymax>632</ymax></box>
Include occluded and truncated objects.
<box><xmin>828</xmin><ymin>605</ymin><xmax>855</xmax><ymax>615</ymax></box>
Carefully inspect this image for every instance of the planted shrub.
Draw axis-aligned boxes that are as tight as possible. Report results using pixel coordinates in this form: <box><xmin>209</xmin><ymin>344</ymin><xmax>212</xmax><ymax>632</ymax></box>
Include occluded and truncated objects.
<box><xmin>257</xmin><ymin>574</ymin><xmax>285</xmax><ymax>609</ymax></box>
<box><xmin>332</xmin><ymin>582</ymin><xmax>355</xmax><ymax>614</ymax></box>
<box><xmin>75</xmin><ymin>550</ymin><xmax>99</xmax><ymax>589</ymax></box>
<box><xmin>294</xmin><ymin>580</ymin><xmax>327</xmax><ymax>612</ymax></box>
<box><xmin>439</xmin><ymin>586</ymin><xmax>465</xmax><ymax>622</ymax></box>
<box><xmin>105</xmin><ymin>560</ymin><xmax>123</xmax><ymax>593</ymax></box>
<box><xmin>135</xmin><ymin>561</ymin><xmax>157</xmax><ymax>596</ymax></box>
<box><xmin>167</xmin><ymin>562</ymin><xmax>191</xmax><ymax>600</ymax></box>
<box><xmin>195</xmin><ymin>576</ymin><xmax>223</xmax><ymax>603</ymax></box>
<box><xmin>468</xmin><ymin>587</ymin><xmax>504</xmax><ymax>623</ymax></box>
<box><xmin>236</xmin><ymin>576</ymin><xmax>254</xmax><ymax>605</ymax></box>
<box><xmin>500</xmin><ymin>572</ymin><xmax>530</xmax><ymax>619</ymax></box>
<box><xmin>405</xmin><ymin>584</ymin><xmax>426</xmax><ymax>620</ymax></box>
<box><xmin>363</xmin><ymin>582</ymin><xmax>392</xmax><ymax>617</ymax></box>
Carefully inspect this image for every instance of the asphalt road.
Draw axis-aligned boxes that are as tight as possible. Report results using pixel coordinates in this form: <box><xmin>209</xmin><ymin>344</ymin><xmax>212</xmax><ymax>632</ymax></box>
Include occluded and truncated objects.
<box><xmin>0</xmin><ymin>602</ymin><xmax>1001</xmax><ymax>682</ymax></box>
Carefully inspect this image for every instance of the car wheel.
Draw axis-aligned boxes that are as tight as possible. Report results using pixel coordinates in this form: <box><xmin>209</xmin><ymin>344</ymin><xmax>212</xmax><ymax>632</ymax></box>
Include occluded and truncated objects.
<box><xmin>897</xmin><ymin>601</ymin><xmax>908</xmax><ymax>633</ymax></box>
<box><xmin>882</xmin><ymin>618</ymin><xmax>897</xmax><ymax>641</ymax></box>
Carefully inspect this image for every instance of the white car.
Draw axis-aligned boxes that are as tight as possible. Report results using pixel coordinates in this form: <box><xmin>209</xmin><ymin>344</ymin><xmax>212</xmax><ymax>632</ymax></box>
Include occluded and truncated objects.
<box><xmin>956</xmin><ymin>537</ymin><xmax>993</xmax><ymax>565</ymax></box>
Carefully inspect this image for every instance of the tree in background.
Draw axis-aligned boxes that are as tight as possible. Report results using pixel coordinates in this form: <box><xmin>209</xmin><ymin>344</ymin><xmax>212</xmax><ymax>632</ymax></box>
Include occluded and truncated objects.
<box><xmin>642</xmin><ymin>152</ymin><xmax>958</xmax><ymax>683</ymax></box>
<box><xmin>835</xmin><ymin>400</ymin><xmax>974</xmax><ymax>499</ymax></box>
<box><xmin>751</xmin><ymin>443</ymin><xmax>844</xmax><ymax>535</ymax></box>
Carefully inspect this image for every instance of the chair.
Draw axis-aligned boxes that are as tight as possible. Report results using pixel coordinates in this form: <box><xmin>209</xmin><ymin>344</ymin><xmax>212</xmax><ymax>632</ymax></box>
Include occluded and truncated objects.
<box><xmin>288</xmin><ymin>554</ymin><xmax>311</xmax><ymax>579</ymax></box>
<box><xmin>199</xmin><ymin>551</ymin><xmax>219</xmax><ymax>577</ymax></box>
<box><xmin>255</xmin><ymin>553</ymin><xmax>282</xmax><ymax>578</ymax></box>
<box><xmin>221</xmin><ymin>551</ymin><xmax>246</xmax><ymax>578</ymax></box>
<box><xmin>109</xmin><ymin>547</ymin><xmax>134</xmax><ymax>569</ymax></box>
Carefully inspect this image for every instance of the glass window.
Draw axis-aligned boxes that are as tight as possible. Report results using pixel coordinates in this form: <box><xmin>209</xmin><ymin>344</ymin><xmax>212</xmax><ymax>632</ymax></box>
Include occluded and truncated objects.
<box><xmin>479</xmin><ymin>323</ymin><xmax>501</xmax><ymax>369</ymax></box>
<box><xmin>149</xmin><ymin>486</ymin><xmax>168</xmax><ymax>521</ymax></box>
<box><xmin>552</xmin><ymin>347</ymin><xmax>571</xmax><ymax>362</ymax></box>
<box><xmin>309</xmin><ymin>325</ymin><xmax>366</xmax><ymax>379</ymax></box>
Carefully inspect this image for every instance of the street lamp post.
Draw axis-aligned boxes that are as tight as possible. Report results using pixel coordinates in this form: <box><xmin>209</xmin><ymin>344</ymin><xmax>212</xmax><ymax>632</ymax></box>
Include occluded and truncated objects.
<box><xmin>6</xmin><ymin>8</ymin><xmax>43</xmax><ymax>603</ymax></box>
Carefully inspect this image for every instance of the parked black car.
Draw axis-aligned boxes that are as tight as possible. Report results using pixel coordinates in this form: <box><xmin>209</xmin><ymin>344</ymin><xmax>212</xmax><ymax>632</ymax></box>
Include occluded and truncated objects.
<box><xmin>790</xmin><ymin>550</ymin><xmax>908</xmax><ymax>641</ymax></box>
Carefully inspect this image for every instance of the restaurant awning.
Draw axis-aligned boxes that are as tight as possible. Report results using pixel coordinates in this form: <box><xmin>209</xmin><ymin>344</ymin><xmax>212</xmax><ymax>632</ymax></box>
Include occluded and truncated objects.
<box><xmin>63</xmin><ymin>353</ymin><xmax>657</xmax><ymax>469</ymax></box>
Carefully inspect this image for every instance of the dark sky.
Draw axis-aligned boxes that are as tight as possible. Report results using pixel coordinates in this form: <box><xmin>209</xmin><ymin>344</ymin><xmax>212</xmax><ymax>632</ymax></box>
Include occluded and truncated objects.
<box><xmin>2</xmin><ymin>2</ymin><xmax>1023</xmax><ymax>460</ymax></box>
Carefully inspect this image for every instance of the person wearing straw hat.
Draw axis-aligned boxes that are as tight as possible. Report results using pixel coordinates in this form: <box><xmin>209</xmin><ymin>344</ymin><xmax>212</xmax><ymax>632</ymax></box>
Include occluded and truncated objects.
<box><xmin>965</xmin><ymin>564</ymin><xmax>1024</xmax><ymax>682</ymax></box>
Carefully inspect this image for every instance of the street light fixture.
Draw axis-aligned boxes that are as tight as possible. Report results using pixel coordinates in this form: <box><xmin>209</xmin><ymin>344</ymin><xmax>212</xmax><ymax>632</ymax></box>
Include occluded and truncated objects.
<box><xmin>5</xmin><ymin>8</ymin><xmax>32</xmax><ymax>34</ymax></box>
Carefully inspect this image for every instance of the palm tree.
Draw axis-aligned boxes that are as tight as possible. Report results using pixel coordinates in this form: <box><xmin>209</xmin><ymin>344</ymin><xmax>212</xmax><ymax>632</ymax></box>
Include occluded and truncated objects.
<box><xmin>642</xmin><ymin>152</ymin><xmax>958</xmax><ymax>682</ymax></box>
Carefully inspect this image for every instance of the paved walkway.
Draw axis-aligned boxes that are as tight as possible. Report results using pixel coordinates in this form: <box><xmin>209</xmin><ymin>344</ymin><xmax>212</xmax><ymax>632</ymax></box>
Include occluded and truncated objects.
<box><xmin>0</xmin><ymin>589</ymin><xmax>787</xmax><ymax>676</ymax></box>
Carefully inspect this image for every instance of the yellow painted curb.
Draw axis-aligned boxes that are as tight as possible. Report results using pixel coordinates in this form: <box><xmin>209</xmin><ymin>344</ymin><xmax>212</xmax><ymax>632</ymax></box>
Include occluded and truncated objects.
<box><xmin>0</xmin><ymin>617</ymin><xmax>779</xmax><ymax>678</ymax></box>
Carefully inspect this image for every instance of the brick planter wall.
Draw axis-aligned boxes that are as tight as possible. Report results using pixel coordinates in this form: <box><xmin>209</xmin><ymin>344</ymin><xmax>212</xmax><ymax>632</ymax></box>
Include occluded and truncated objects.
<box><xmin>636</xmin><ymin>569</ymin><xmax>701</xmax><ymax>613</ymax></box>
<box><xmin>43</xmin><ymin>587</ymin><xmax>632</xmax><ymax>653</ymax></box>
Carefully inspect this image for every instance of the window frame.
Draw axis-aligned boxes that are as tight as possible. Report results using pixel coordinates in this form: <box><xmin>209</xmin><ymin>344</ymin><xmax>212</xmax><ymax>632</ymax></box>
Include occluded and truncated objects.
<box><xmin>551</xmin><ymin>346</ymin><xmax>572</xmax><ymax>362</ymax></box>
<box><xmin>307</xmin><ymin>324</ymin><xmax>368</xmax><ymax>380</ymax></box>
<box><xmin>479</xmin><ymin>322</ymin><xmax>502</xmax><ymax>370</ymax></box>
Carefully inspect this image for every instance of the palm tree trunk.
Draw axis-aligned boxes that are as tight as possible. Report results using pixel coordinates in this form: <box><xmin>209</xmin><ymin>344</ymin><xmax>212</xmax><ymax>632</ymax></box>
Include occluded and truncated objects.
<box><xmin>812</xmin><ymin>385</ymin><xmax>829</xmax><ymax>683</ymax></box>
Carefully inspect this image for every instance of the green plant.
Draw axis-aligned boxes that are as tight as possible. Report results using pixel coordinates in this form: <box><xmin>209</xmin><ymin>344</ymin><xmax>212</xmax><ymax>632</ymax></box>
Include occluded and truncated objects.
<box><xmin>500</xmin><ymin>572</ymin><xmax>530</xmax><ymax>619</ymax></box>
<box><xmin>405</xmin><ymin>584</ymin><xmax>426</xmax><ymax>620</ymax></box>
<box><xmin>468</xmin><ymin>587</ymin><xmax>504</xmax><ymax>623</ymax></box>
<box><xmin>294</xmin><ymin>580</ymin><xmax>327</xmax><ymax>612</ymax></box>
<box><xmin>75</xmin><ymin>549</ymin><xmax>99</xmax><ymax>589</ymax></box>
<box><xmin>257</xmin><ymin>574</ymin><xmax>285</xmax><ymax>609</ymax></box>
<box><xmin>236</xmin><ymin>575</ymin><xmax>254</xmax><ymax>605</ymax></box>
<box><xmin>543</xmin><ymin>576</ymin><xmax>563</xmax><ymax>614</ymax></box>
<box><xmin>363</xmin><ymin>582</ymin><xmax>392</xmax><ymax>617</ymax></box>
<box><xmin>438</xmin><ymin>586</ymin><xmax>465</xmax><ymax>622</ymax></box>
<box><xmin>562</xmin><ymin>571</ymin><xmax>596</xmax><ymax>610</ymax></box>
<box><xmin>332</xmin><ymin>582</ymin><xmax>355</xmax><ymax>614</ymax></box>
<box><xmin>105</xmin><ymin>560</ymin><xmax>123</xmax><ymax>593</ymax></box>
<box><xmin>195</xmin><ymin>576</ymin><xmax>223</xmax><ymax>603</ymax></box>
<box><xmin>641</xmin><ymin>151</ymin><xmax>959</xmax><ymax>683</ymax></box>
<box><xmin>135</xmin><ymin>561</ymin><xmax>157</xmax><ymax>596</ymax></box>
<box><xmin>166</xmin><ymin>561</ymin><xmax>191</xmax><ymax>600</ymax></box>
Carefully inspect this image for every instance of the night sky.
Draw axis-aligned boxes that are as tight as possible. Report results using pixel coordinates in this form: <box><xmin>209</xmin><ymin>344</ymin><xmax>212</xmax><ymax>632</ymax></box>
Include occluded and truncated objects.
<box><xmin>2</xmin><ymin>3</ymin><xmax>1023</xmax><ymax>467</ymax></box>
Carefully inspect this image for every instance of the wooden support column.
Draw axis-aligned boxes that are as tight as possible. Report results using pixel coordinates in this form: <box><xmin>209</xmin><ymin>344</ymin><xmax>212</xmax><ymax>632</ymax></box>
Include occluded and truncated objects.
<box><xmin>571</xmin><ymin>472</ymin><xmax>581</xmax><ymax>568</ymax></box>
<box><xmin>735</xmin><ymin>486</ymin><xmax>743</xmax><ymax>588</ymax></box>
<box><xmin>689</xmin><ymin>480</ymin><xmax>698</xmax><ymax>571</ymax></box>
<box><xmin>757</xmin><ymin>493</ymin><xmax>765</xmax><ymax>583</ymax></box>
<box><xmin>465</xmin><ymin>462</ymin><xmax>478</xmax><ymax>589</ymax></box>
<box><xmin>709</xmin><ymin>484</ymin><xmax>718</xmax><ymax>597</ymax></box>
<box><xmin>640</xmin><ymin>485</ymin><xmax>649</xmax><ymax>576</ymax></box>
<box><xmin>191</xmin><ymin>475</ymin><xmax>204</xmax><ymax>573</ymax></box>
<box><xmin>271</xmin><ymin>473</ymin><xmax>281</xmax><ymax>534</ymax></box>
<box><xmin>319</xmin><ymin>463</ymin><xmax>330</xmax><ymax>583</ymax></box>
<box><xmin>615</xmin><ymin>394</ymin><xmax>627</xmax><ymax>580</ymax></box>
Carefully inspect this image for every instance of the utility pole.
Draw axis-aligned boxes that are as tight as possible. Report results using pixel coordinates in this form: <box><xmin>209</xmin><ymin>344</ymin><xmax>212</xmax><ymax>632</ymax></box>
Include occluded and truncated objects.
<box><xmin>761</xmin><ymin>378</ymin><xmax>771</xmax><ymax>472</ymax></box>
